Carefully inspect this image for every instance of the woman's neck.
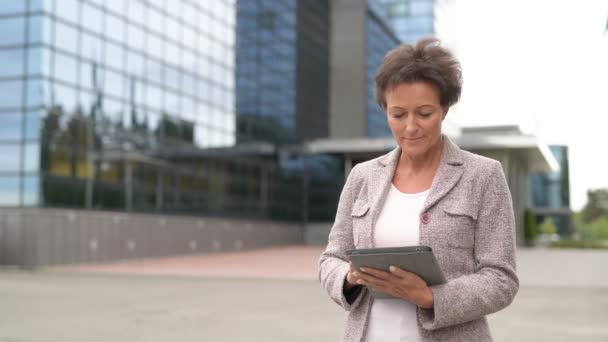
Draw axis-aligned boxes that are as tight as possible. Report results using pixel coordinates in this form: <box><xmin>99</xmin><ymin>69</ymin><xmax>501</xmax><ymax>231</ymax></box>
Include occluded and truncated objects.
<box><xmin>398</xmin><ymin>138</ymin><xmax>444</xmax><ymax>174</ymax></box>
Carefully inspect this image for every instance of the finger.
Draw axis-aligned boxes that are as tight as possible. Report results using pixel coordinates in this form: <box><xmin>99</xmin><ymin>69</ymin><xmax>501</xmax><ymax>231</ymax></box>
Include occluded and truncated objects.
<box><xmin>388</xmin><ymin>265</ymin><xmax>412</xmax><ymax>278</ymax></box>
<box><xmin>356</xmin><ymin>273</ymin><xmax>390</xmax><ymax>287</ymax></box>
<box><xmin>360</xmin><ymin>267</ymin><xmax>395</xmax><ymax>281</ymax></box>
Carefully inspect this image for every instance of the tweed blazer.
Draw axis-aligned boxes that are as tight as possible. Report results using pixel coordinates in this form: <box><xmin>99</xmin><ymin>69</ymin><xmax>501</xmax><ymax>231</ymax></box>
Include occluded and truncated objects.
<box><xmin>319</xmin><ymin>136</ymin><xmax>519</xmax><ymax>342</ymax></box>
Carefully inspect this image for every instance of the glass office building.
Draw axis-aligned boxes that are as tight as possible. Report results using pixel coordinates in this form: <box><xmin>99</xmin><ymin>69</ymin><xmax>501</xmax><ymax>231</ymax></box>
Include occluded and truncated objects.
<box><xmin>236</xmin><ymin>0</ymin><xmax>296</xmax><ymax>144</ymax></box>
<box><xmin>0</xmin><ymin>0</ymin><xmax>412</xmax><ymax>222</ymax></box>
<box><xmin>366</xmin><ymin>2</ymin><xmax>401</xmax><ymax>137</ymax></box>
<box><xmin>529</xmin><ymin>145</ymin><xmax>571</xmax><ymax>233</ymax></box>
<box><xmin>0</xmin><ymin>0</ymin><xmax>295</xmax><ymax>219</ymax></box>
<box><xmin>374</xmin><ymin>0</ymin><xmax>434</xmax><ymax>43</ymax></box>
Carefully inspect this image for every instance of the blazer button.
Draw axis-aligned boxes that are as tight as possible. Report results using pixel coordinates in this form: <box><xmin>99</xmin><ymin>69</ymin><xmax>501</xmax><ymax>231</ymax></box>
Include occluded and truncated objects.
<box><xmin>421</xmin><ymin>213</ymin><xmax>430</xmax><ymax>224</ymax></box>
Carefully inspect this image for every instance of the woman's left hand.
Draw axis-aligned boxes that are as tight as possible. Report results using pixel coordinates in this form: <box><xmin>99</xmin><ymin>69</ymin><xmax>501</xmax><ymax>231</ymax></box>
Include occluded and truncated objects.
<box><xmin>353</xmin><ymin>265</ymin><xmax>434</xmax><ymax>309</ymax></box>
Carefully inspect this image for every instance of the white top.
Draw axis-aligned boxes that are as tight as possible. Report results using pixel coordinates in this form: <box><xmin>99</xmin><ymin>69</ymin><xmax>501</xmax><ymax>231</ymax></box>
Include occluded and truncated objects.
<box><xmin>364</xmin><ymin>184</ymin><xmax>429</xmax><ymax>342</ymax></box>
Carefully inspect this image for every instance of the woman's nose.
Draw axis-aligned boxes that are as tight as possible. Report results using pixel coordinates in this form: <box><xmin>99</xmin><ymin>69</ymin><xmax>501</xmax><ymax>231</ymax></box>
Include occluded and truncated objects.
<box><xmin>404</xmin><ymin>118</ymin><xmax>418</xmax><ymax>133</ymax></box>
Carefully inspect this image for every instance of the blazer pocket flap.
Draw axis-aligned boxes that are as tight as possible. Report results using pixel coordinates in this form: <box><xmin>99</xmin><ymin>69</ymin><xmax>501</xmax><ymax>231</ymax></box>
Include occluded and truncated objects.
<box><xmin>444</xmin><ymin>202</ymin><xmax>478</xmax><ymax>221</ymax></box>
<box><xmin>351</xmin><ymin>200</ymin><xmax>370</xmax><ymax>217</ymax></box>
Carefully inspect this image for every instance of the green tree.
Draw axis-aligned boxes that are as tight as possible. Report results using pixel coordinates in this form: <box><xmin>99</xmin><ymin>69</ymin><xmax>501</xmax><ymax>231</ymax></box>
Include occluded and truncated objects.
<box><xmin>539</xmin><ymin>217</ymin><xmax>558</xmax><ymax>235</ymax></box>
<box><xmin>589</xmin><ymin>217</ymin><xmax>608</xmax><ymax>240</ymax></box>
<box><xmin>582</xmin><ymin>189</ymin><xmax>608</xmax><ymax>223</ymax></box>
<box><xmin>523</xmin><ymin>208</ymin><xmax>537</xmax><ymax>244</ymax></box>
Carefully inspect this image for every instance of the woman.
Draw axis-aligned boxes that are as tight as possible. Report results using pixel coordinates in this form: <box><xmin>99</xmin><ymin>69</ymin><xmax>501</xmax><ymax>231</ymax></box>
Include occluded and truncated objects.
<box><xmin>319</xmin><ymin>38</ymin><xmax>518</xmax><ymax>342</ymax></box>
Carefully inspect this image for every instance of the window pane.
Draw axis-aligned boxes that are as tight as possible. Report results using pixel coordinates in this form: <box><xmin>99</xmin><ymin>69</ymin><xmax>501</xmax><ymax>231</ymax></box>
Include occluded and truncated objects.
<box><xmin>147</xmin><ymin>34</ymin><xmax>163</xmax><ymax>58</ymax></box>
<box><xmin>0</xmin><ymin>80</ymin><xmax>23</xmax><ymax>108</ymax></box>
<box><xmin>54</xmin><ymin>52</ymin><xmax>78</xmax><ymax>85</ymax></box>
<box><xmin>147</xmin><ymin>8</ymin><xmax>164</xmax><ymax>35</ymax></box>
<box><xmin>127</xmin><ymin>24</ymin><xmax>145</xmax><ymax>52</ymax></box>
<box><xmin>0</xmin><ymin>113</ymin><xmax>23</xmax><ymax>141</ymax></box>
<box><xmin>0</xmin><ymin>2</ymin><xmax>26</xmax><ymax>14</ymax></box>
<box><xmin>55</xmin><ymin>0</ymin><xmax>79</xmax><ymax>24</ymax></box>
<box><xmin>104</xmin><ymin>69</ymin><xmax>124</xmax><ymax>99</ymax></box>
<box><xmin>105</xmin><ymin>0</ymin><xmax>125</xmax><ymax>15</ymax></box>
<box><xmin>26</xmin><ymin>78</ymin><xmax>45</xmax><ymax>107</ymax></box>
<box><xmin>81</xmin><ymin>32</ymin><xmax>103</xmax><ymax>62</ymax></box>
<box><xmin>23</xmin><ymin>175</ymin><xmax>40</xmax><ymax>206</ymax></box>
<box><xmin>0</xmin><ymin>176</ymin><xmax>20</xmax><ymax>206</ymax></box>
<box><xmin>54</xmin><ymin>21</ymin><xmax>79</xmax><ymax>53</ymax></box>
<box><xmin>145</xmin><ymin>58</ymin><xmax>162</xmax><ymax>84</ymax></box>
<box><xmin>0</xmin><ymin>48</ymin><xmax>24</xmax><ymax>77</ymax></box>
<box><xmin>166</xmin><ymin>17</ymin><xmax>180</xmax><ymax>43</ymax></box>
<box><xmin>82</xmin><ymin>2</ymin><xmax>103</xmax><ymax>35</ymax></box>
<box><xmin>105</xmin><ymin>14</ymin><xmax>124</xmax><ymax>44</ymax></box>
<box><xmin>24</xmin><ymin>142</ymin><xmax>40</xmax><ymax>172</ymax></box>
<box><xmin>0</xmin><ymin>144</ymin><xmax>21</xmax><ymax>172</ymax></box>
<box><xmin>25</xmin><ymin>111</ymin><xmax>42</xmax><ymax>140</ymax></box>
<box><xmin>128</xmin><ymin>0</ymin><xmax>145</xmax><ymax>26</ymax></box>
<box><xmin>27</xmin><ymin>14</ymin><xmax>51</xmax><ymax>44</ymax></box>
<box><xmin>53</xmin><ymin>82</ymin><xmax>78</xmax><ymax>113</ymax></box>
<box><xmin>0</xmin><ymin>17</ymin><xmax>25</xmax><ymax>46</ymax></box>
<box><xmin>28</xmin><ymin>0</ymin><xmax>53</xmax><ymax>13</ymax></box>
<box><xmin>105</xmin><ymin>41</ymin><xmax>124</xmax><ymax>71</ymax></box>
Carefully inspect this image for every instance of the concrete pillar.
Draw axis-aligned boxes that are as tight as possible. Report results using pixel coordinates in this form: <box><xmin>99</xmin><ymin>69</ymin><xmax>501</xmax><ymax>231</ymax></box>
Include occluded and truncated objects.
<box><xmin>329</xmin><ymin>0</ymin><xmax>368</xmax><ymax>138</ymax></box>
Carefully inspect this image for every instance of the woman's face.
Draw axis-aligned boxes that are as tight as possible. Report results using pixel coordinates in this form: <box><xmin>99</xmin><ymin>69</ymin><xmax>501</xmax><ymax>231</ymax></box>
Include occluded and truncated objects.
<box><xmin>385</xmin><ymin>81</ymin><xmax>446</xmax><ymax>159</ymax></box>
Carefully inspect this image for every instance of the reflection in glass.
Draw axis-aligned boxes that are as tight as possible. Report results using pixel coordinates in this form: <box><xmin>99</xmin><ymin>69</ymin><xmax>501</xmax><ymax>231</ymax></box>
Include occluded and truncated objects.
<box><xmin>52</xmin><ymin>83</ymin><xmax>78</xmax><ymax>113</ymax></box>
<box><xmin>147</xmin><ymin>8</ymin><xmax>164</xmax><ymax>34</ymax></box>
<box><xmin>105</xmin><ymin>41</ymin><xmax>124</xmax><ymax>71</ymax></box>
<box><xmin>0</xmin><ymin>48</ymin><xmax>24</xmax><ymax>77</ymax></box>
<box><xmin>0</xmin><ymin>80</ymin><xmax>23</xmax><ymax>108</ymax></box>
<box><xmin>55</xmin><ymin>0</ymin><xmax>78</xmax><ymax>22</ymax></box>
<box><xmin>105</xmin><ymin>14</ymin><xmax>124</xmax><ymax>44</ymax></box>
<box><xmin>127</xmin><ymin>24</ymin><xmax>145</xmax><ymax>52</ymax></box>
<box><xmin>23</xmin><ymin>175</ymin><xmax>40</xmax><ymax>206</ymax></box>
<box><xmin>0</xmin><ymin>176</ymin><xmax>20</xmax><ymax>206</ymax></box>
<box><xmin>25</xmin><ymin>111</ymin><xmax>42</xmax><ymax>140</ymax></box>
<box><xmin>54</xmin><ymin>21</ymin><xmax>79</xmax><ymax>53</ymax></box>
<box><xmin>82</xmin><ymin>2</ymin><xmax>103</xmax><ymax>35</ymax></box>
<box><xmin>0</xmin><ymin>2</ymin><xmax>26</xmax><ymax>14</ymax></box>
<box><xmin>24</xmin><ymin>142</ymin><xmax>41</xmax><ymax>172</ymax></box>
<box><xmin>105</xmin><ymin>0</ymin><xmax>125</xmax><ymax>16</ymax></box>
<box><xmin>104</xmin><ymin>68</ymin><xmax>125</xmax><ymax>99</ymax></box>
<box><xmin>0</xmin><ymin>17</ymin><xmax>25</xmax><ymax>46</ymax></box>
<box><xmin>101</xmin><ymin>97</ymin><xmax>125</xmax><ymax>128</ymax></box>
<box><xmin>26</xmin><ymin>78</ymin><xmax>49</xmax><ymax>107</ymax></box>
<box><xmin>0</xmin><ymin>113</ymin><xmax>22</xmax><ymax>141</ymax></box>
<box><xmin>128</xmin><ymin>1</ymin><xmax>145</xmax><ymax>27</ymax></box>
<box><xmin>54</xmin><ymin>52</ymin><xmax>78</xmax><ymax>85</ymax></box>
<box><xmin>0</xmin><ymin>144</ymin><xmax>21</xmax><ymax>172</ymax></box>
<box><xmin>81</xmin><ymin>32</ymin><xmax>103</xmax><ymax>62</ymax></box>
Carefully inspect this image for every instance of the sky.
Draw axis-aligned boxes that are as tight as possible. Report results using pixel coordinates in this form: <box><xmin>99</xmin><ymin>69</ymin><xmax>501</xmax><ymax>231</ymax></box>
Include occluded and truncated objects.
<box><xmin>434</xmin><ymin>0</ymin><xmax>608</xmax><ymax>210</ymax></box>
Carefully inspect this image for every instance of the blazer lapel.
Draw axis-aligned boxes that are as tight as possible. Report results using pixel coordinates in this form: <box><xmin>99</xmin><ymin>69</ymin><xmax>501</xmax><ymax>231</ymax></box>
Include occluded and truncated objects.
<box><xmin>364</xmin><ymin>147</ymin><xmax>400</xmax><ymax>248</ymax></box>
<box><xmin>421</xmin><ymin>137</ymin><xmax>465</xmax><ymax>214</ymax></box>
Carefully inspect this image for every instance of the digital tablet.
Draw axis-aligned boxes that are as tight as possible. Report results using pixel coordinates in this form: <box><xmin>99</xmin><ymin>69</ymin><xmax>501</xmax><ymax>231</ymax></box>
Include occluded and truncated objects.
<box><xmin>346</xmin><ymin>246</ymin><xmax>446</xmax><ymax>299</ymax></box>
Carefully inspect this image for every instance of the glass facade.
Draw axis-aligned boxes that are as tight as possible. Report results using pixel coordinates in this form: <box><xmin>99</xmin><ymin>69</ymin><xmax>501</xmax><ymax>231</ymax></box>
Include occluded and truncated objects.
<box><xmin>0</xmin><ymin>0</ymin><xmax>297</xmax><ymax>219</ymax></box>
<box><xmin>366</xmin><ymin>5</ymin><xmax>399</xmax><ymax>137</ymax></box>
<box><xmin>375</xmin><ymin>0</ymin><xmax>435</xmax><ymax>43</ymax></box>
<box><xmin>529</xmin><ymin>145</ymin><xmax>571</xmax><ymax>233</ymax></box>
<box><xmin>236</xmin><ymin>0</ymin><xmax>297</xmax><ymax>144</ymax></box>
<box><xmin>0</xmin><ymin>0</ymin><xmax>408</xmax><ymax>222</ymax></box>
<box><xmin>366</xmin><ymin>2</ymin><xmax>401</xmax><ymax>137</ymax></box>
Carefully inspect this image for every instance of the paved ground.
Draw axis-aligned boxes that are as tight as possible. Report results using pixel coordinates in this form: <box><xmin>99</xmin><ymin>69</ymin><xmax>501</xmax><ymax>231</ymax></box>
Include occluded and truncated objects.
<box><xmin>1</xmin><ymin>247</ymin><xmax>607</xmax><ymax>342</ymax></box>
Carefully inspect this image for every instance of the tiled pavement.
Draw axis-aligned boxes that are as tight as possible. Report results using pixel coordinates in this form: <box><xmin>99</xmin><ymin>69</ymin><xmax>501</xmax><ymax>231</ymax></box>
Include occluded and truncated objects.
<box><xmin>2</xmin><ymin>246</ymin><xmax>607</xmax><ymax>342</ymax></box>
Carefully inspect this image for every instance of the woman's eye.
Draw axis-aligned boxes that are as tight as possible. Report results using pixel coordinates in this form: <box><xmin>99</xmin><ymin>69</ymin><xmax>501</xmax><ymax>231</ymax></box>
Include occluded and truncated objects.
<box><xmin>419</xmin><ymin>112</ymin><xmax>433</xmax><ymax>117</ymax></box>
<box><xmin>392</xmin><ymin>112</ymin><xmax>405</xmax><ymax>118</ymax></box>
